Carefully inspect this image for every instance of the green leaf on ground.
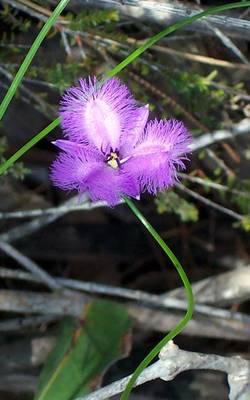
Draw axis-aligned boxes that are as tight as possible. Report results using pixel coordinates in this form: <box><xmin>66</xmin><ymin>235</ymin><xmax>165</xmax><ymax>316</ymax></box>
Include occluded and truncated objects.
<box><xmin>35</xmin><ymin>300</ymin><xmax>131</xmax><ymax>400</ymax></box>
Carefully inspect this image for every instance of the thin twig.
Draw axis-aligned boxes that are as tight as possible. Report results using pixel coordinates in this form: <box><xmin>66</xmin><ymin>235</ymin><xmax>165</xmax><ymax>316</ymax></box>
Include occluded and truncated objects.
<box><xmin>22</xmin><ymin>77</ymin><xmax>57</xmax><ymax>89</ymax></box>
<box><xmin>178</xmin><ymin>173</ymin><xmax>250</xmax><ymax>198</ymax></box>
<box><xmin>0</xmin><ymin>65</ymin><xmax>56</xmax><ymax>118</ymax></box>
<box><xmin>0</xmin><ymin>82</ymin><xmax>32</xmax><ymax>106</ymax></box>
<box><xmin>0</xmin><ymin>43</ymin><xmax>30</xmax><ymax>49</ymax></box>
<box><xmin>2</xmin><ymin>0</ymin><xmax>56</xmax><ymax>23</ymax></box>
<box><xmin>206</xmin><ymin>148</ymin><xmax>235</xmax><ymax>177</ymax></box>
<box><xmin>18</xmin><ymin>0</ymin><xmax>64</xmax><ymax>19</ymax></box>
<box><xmin>0</xmin><ymin>315</ymin><xmax>58</xmax><ymax>331</ymax></box>
<box><xmin>0</xmin><ymin>198</ymin><xmax>117</xmax><ymax>219</ymax></box>
<box><xmin>197</xmin><ymin>1</ymin><xmax>250</xmax><ymax>66</ymax></box>
<box><xmin>151</xmin><ymin>45</ymin><xmax>250</xmax><ymax>70</ymax></box>
<box><xmin>177</xmin><ymin>183</ymin><xmax>243</xmax><ymax>221</ymax></box>
<box><xmin>207</xmin><ymin>81</ymin><xmax>250</xmax><ymax>101</ymax></box>
<box><xmin>191</xmin><ymin>118</ymin><xmax>250</xmax><ymax>151</ymax></box>
<box><xmin>0</xmin><ymin>195</ymin><xmax>79</xmax><ymax>242</ymax></box>
<box><xmin>206</xmin><ymin>23</ymin><xmax>250</xmax><ymax>65</ymax></box>
<box><xmin>0</xmin><ymin>242</ymin><xmax>61</xmax><ymax>290</ymax></box>
<box><xmin>60</xmin><ymin>29</ymin><xmax>72</xmax><ymax>56</ymax></box>
<box><xmin>0</xmin><ymin>267</ymin><xmax>250</xmax><ymax>324</ymax></box>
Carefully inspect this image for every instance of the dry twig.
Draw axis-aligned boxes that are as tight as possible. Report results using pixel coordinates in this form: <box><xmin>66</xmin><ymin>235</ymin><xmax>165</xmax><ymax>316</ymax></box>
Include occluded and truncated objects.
<box><xmin>0</xmin><ymin>284</ymin><xmax>249</xmax><ymax>341</ymax></box>
<box><xmin>82</xmin><ymin>0</ymin><xmax>250</xmax><ymax>38</ymax></box>
<box><xmin>0</xmin><ymin>241</ymin><xmax>61</xmax><ymax>290</ymax></box>
<box><xmin>177</xmin><ymin>183</ymin><xmax>243</xmax><ymax>221</ymax></box>
<box><xmin>78</xmin><ymin>341</ymin><xmax>250</xmax><ymax>400</ymax></box>
<box><xmin>0</xmin><ymin>266</ymin><xmax>249</xmax><ymax>324</ymax></box>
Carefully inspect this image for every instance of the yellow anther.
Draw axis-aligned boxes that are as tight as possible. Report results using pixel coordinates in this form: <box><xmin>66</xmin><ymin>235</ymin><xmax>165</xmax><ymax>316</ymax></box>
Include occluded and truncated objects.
<box><xmin>107</xmin><ymin>151</ymin><xmax>120</xmax><ymax>169</ymax></box>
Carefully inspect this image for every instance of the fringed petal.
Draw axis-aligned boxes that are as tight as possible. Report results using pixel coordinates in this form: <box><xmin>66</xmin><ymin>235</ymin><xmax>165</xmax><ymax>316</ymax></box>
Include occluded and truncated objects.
<box><xmin>52</xmin><ymin>139</ymin><xmax>103</xmax><ymax>160</ymax></box>
<box><xmin>60</xmin><ymin>77</ymin><xmax>142</xmax><ymax>154</ymax></box>
<box><xmin>88</xmin><ymin>167</ymin><xmax>139</xmax><ymax>206</ymax></box>
<box><xmin>50</xmin><ymin>149</ymin><xmax>103</xmax><ymax>193</ymax></box>
<box><xmin>122</xmin><ymin>119</ymin><xmax>192</xmax><ymax>194</ymax></box>
<box><xmin>51</xmin><ymin>148</ymin><xmax>139</xmax><ymax>206</ymax></box>
<box><xmin>120</xmin><ymin>105</ymin><xmax>149</xmax><ymax>157</ymax></box>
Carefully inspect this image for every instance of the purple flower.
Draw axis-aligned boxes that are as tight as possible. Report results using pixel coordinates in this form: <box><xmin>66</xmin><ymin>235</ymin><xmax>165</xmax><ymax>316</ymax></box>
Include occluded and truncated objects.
<box><xmin>51</xmin><ymin>77</ymin><xmax>192</xmax><ymax>206</ymax></box>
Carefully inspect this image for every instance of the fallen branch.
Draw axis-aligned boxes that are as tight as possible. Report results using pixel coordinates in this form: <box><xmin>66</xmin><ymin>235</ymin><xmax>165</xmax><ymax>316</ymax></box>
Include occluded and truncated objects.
<box><xmin>0</xmin><ymin>267</ymin><xmax>249</xmax><ymax>323</ymax></box>
<box><xmin>0</xmin><ymin>288</ymin><xmax>249</xmax><ymax>341</ymax></box>
<box><xmin>77</xmin><ymin>341</ymin><xmax>250</xmax><ymax>400</ymax></box>
<box><xmin>165</xmin><ymin>265</ymin><xmax>250</xmax><ymax>306</ymax></box>
<box><xmin>7</xmin><ymin>0</ymin><xmax>250</xmax><ymax>38</ymax></box>
<box><xmin>0</xmin><ymin>289</ymin><xmax>87</xmax><ymax>316</ymax></box>
<box><xmin>79</xmin><ymin>0</ymin><xmax>250</xmax><ymax>38</ymax></box>
<box><xmin>128</xmin><ymin>304</ymin><xmax>250</xmax><ymax>342</ymax></box>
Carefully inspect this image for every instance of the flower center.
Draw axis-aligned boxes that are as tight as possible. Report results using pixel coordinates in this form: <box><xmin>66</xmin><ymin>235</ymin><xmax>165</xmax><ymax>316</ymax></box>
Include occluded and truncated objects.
<box><xmin>106</xmin><ymin>151</ymin><xmax>120</xmax><ymax>169</ymax></box>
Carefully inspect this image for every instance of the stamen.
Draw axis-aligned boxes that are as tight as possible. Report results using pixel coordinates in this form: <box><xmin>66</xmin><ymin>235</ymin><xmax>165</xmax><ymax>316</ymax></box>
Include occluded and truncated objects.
<box><xmin>120</xmin><ymin>155</ymin><xmax>132</xmax><ymax>165</ymax></box>
<box><xmin>106</xmin><ymin>151</ymin><xmax>120</xmax><ymax>169</ymax></box>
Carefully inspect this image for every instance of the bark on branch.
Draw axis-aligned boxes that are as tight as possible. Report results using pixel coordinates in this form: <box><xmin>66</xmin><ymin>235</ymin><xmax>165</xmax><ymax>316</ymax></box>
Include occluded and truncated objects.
<box><xmin>78</xmin><ymin>341</ymin><xmax>250</xmax><ymax>400</ymax></box>
<box><xmin>79</xmin><ymin>0</ymin><xmax>250</xmax><ymax>38</ymax></box>
<box><xmin>0</xmin><ymin>289</ymin><xmax>249</xmax><ymax>341</ymax></box>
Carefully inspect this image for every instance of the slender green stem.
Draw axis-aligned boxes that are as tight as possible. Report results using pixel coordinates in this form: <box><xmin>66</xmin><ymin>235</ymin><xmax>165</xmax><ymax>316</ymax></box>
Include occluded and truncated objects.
<box><xmin>122</xmin><ymin>197</ymin><xmax>194</xmax><ymax>400</ymax></box>
<box><xmin>0</xmin><ymin>0</ymin><xmax>70</xmax><ymax>120</ymax></box>
<box><xmin>0</xmin><ymin>118</ymin><xmax>60</xmax><ymax>175</ymax></box>
<box><xmin>0</xmin><ymin>1</ymin><xmax>250</xmax><ymax>175</ymax></box>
